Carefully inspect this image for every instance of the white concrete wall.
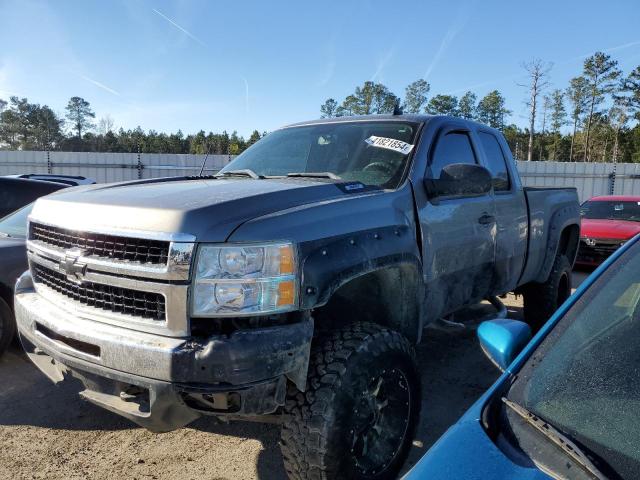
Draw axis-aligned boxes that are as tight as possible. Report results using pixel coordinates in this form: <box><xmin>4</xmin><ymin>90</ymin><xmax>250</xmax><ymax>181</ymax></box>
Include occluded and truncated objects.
<box><xmin>2</xmin><ymin>151</ymin><xmax>640</xmax><ymax>202</ymax></box>
<box><xmin>0</xmin><ymin>151</ymin><xmax>234</xmax><ymax>183</ymax></box>
<box><xmin>516</xmin><ymin>161</ymin><xmax>640</xmax><ymax>202</ymax></box>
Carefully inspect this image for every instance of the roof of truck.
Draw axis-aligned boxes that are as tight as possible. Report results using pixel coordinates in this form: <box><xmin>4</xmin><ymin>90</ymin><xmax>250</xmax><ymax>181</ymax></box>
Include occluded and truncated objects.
<box><xmin>283</xmin><ymin>114</ymin><xmax>493</xmax><ymax>131</ymax></box>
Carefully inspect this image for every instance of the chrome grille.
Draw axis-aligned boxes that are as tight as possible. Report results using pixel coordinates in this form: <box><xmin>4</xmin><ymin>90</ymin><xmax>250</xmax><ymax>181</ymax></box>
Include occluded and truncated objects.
<box><xmin>32</xmin><ymin>264</ymin><xmax>166</xmax><ymax>321</ymax></box>
<box><xmin>30</xmin><ymin>222</ymin><xmax>170</xmax><ymax>265</ymax></box>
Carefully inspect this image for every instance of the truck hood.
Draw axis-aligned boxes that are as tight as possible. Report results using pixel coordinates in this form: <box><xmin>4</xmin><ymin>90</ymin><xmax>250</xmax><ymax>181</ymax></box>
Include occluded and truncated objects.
<box><xmin>29</xmin><ymin>177</ymin><xmax>379</xmax><ymax>242</ymax></box>
<box><xmin>580</xmin><ymin>218</ymin><xmax>640</xmax><ymax>240</ymax></box>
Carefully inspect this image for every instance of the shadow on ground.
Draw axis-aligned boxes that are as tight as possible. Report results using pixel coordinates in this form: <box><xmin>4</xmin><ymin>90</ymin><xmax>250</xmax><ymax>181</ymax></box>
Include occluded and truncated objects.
<box><xmin>0</xmin><ymin>344</ymin><xmax>288</xmax><ymax>478</ymax></box>
<box><xmin>0</xmin><ymin>315</ymin><xmax>500</xmax><ymax>478</ymax></box>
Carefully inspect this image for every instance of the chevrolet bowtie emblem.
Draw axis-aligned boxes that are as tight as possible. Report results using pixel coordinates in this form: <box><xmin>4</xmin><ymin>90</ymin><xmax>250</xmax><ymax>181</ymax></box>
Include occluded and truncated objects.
<box><xmin>60</xmin><ymin>248</ymin><xmax>88</xmax><ymax>283</ymax></box>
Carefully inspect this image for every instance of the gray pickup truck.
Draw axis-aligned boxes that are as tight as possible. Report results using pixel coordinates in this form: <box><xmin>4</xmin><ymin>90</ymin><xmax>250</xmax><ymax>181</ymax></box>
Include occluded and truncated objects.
<box><xmin>15</xmin><ymin>115</ymin><xmax>580</xmax><ymax>480</ymax></box>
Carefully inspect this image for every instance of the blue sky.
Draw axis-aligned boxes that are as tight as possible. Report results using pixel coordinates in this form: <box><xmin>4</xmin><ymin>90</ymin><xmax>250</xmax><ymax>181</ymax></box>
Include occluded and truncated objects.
<box><xmin>1</xmin><ymin>0</ymin><xmax>639</xmax><ymax>136</ymax></box>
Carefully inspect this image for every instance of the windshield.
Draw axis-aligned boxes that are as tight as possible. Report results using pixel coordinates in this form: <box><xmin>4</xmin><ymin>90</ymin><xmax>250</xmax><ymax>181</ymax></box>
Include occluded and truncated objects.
<box><xmin>219</xmin><ymin>121</ymin><xmax>419</xmax><ymax>188</ymax></box>
<box><xmin>581</xmin><ymin>200</ymin><xmax>640</xmax><ymax>222</ymax></box>
<box><xmin>0</xmin><ymin>202</ymin><xmax>34</xmax><ymax>238</ymax></box>
<box><xmin>508</xmin><ymin>240</ymin><xmax>640</xmax><ymax>478</ymax></box>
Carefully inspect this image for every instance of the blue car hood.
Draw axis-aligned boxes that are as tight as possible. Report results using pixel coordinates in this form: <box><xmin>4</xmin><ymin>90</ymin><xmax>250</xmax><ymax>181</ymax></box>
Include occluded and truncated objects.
<box><xmin>403</xmin><ymin>237</ymin><xmax>640</xmax><ymax>480</ymax></box>
<box><xmin>404</xmin><ymin>401</ymin><xmax>551</xmax><ymax>480</ymax></box>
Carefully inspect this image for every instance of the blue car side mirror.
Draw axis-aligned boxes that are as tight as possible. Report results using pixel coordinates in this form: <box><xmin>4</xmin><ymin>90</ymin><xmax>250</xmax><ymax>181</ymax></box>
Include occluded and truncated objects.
<box><xmin>477</xmin><ymin>319</ymin><xmax>532</xmax><ymax>371</ymax></box>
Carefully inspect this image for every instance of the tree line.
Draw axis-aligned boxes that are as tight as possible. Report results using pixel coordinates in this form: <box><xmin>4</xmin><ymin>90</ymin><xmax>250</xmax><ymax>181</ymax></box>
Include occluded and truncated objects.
<box><xmin>320</xmin><ymin>51</ymin><xmax>640</xmax><ymax>162</ymax></box>
<box><xmin>1</xmin><ymin>50</ymin><xmax>639</xmax><ymax>162</ymax></box>
<box><xmin>0</xmin><ymin>96</ymin><xmax>264</xmax><ymax>155</ymax></box>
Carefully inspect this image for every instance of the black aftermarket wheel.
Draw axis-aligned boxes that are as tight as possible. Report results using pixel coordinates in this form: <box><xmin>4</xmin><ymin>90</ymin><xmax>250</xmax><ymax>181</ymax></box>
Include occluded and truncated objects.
<box><xmin>0</xmin><ymin>297</ymin><xmax>16</xmax><ymax>357</ymax></box>
<box><xmin>280</xmin><ymin>322</ymin><xmax>420</xmax><ymax>480</ymax></box>
<box><xmin>523</xmin><ymin>253</ymin><xmax>572</xmax><ymax>331</ymax></box>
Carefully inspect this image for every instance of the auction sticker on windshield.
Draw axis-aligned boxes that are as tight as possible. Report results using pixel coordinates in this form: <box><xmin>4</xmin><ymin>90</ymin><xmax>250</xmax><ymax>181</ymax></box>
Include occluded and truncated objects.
<box><xmin>365</xmin><ymin>136</ymin><xmax>414</xmax><ymax>155</ymax></box>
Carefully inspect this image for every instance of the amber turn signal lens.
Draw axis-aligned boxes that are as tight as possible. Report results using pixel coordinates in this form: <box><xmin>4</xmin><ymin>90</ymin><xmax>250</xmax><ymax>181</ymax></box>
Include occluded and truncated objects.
<box><xmin>279</xmin><ymin>245</ymin><xmax>295</xmax><ymax>275</ymax></box>
<box><xmin>277</xmin><ymin>280</ymin><xmax>295</xmax><ymax>306</ymax></box>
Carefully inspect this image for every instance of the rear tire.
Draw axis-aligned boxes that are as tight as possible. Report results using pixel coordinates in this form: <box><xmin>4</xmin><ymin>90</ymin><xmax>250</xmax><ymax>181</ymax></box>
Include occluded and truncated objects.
<box><xmin>523</xmin><ymin>254</ymin><xmax>572</xmax><ymax>331</ymax></box>
<box><xmin>280</xmin><ymin>322</ymin><xmax>420</xmax><ymax>480</ymax></box>
<box><xmin>0</xmin><ymin>297</ymin><xmax>16</xmax><ymax>357</ymax></box>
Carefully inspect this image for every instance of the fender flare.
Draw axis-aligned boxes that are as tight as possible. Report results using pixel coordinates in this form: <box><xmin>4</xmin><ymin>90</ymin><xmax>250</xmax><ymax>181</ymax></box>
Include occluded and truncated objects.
<box><xmin>298</xmin><ymin>226</ymin><xmax>424</xmax><ymax>343</ymax></box>
<box><xmin>535</xmin><ymin>203</ymin><xmax>580</xmax><ymax>284</ymax></box>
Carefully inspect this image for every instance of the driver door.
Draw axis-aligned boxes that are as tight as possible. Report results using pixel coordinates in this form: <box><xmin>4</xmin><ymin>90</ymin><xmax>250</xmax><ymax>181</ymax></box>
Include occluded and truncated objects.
<box><xmin>418</xmin><ymin>125</ymin><xmax>496</xmax><ymax>320</ymax></box>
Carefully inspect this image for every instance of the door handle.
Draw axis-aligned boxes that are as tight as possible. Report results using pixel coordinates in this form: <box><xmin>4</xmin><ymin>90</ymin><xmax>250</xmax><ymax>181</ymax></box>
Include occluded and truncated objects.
<box><xmin>478</xmin><ymin>213</ymin><xmax>495</xmax><ymax>225</ymax></box>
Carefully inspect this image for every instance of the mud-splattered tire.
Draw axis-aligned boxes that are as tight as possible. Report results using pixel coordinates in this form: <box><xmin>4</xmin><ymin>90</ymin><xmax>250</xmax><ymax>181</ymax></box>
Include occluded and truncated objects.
<box><xmin>523</xmin><ymin>254</ymin><xmax>572</xmax><ymax>331</ymax></box>
<box><xmin>280</xmin><ymin>322</ymin><xmax>420</xmax><ymax>480</ymax></box>
<box><xmin>0</xmin><ymin>297</ymin><xmax>15</xmax><ymax>357</ymax></box>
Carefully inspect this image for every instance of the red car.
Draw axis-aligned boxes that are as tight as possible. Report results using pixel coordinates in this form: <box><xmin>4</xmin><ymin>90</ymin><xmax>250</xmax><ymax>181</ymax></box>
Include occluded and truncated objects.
<box><xmin>577</xmin><ymin>195</ymin><xmax>640</xmax><ymax>266</ymax></box>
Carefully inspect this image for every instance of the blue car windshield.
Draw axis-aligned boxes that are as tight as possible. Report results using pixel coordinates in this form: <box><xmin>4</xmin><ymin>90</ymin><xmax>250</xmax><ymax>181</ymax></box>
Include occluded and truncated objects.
<box><xmin>509</xmin><ymin>239</ymin><xmax>640</xmax><ymax>479</ymax></box>
<box><xmin>219</xmin><ymin>121</ymin><xmax>419</xmax><ymax>188</ymax></box>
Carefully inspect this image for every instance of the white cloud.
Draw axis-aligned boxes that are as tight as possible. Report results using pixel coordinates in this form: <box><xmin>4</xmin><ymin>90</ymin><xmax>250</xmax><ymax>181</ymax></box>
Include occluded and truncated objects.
<box><xmin>81</xmin><ymin>75</ymin><xmax>120</xmax><ymax>96</ymax></box>
<box><xmin>424</xmin><ymin>27</ymin><xmax>459</xmax><ymax>80</ymax></box>
<box><xmin>151</xmin><ymin>8</ymin><xmax>206</xmax><ymax>47</ymax></box>
<box><xmin>423</xmin><ymin>1</ymin><xmax>476</xmax><ymax>80</ymax></box>
<box><xmin>371</xmin><ymin>49</ymin><xmax>394</xmax><ymax>82</ymax></box>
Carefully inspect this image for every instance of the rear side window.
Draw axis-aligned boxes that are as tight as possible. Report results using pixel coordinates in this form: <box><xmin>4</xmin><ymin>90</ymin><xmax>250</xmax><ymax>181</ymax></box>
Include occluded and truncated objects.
<box><xmin>478</xmin><ymin>132</ymin><xmax>510</xmax><ymax>191</ymax></box>
<box><xmin>430</xmin><ymin>132</ymin><xmax>477</xmax><ymax>178</ymax></box>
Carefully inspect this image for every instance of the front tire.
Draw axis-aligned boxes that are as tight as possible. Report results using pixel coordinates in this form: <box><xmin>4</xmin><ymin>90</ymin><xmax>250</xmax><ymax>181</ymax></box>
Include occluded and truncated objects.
<box><xmin>0</xmin><ymin>297</ymin><xmax>16</xmax><ymax>357</ymax></box>
<box><xmin>523</xmin><ymin>254</ymin><xmax>572</xmax><ymax>331</ymax></box>
<box><xmin>280</xmin><ymin>322</ymin><xmax>420</xmax><ymax>480</ymax></box>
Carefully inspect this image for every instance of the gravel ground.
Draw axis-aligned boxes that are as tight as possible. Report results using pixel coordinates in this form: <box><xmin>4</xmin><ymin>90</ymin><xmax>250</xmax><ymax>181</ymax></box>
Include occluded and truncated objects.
<box><xmin>0</xmin><ymin>271</ymin><xmax>590</xmax><ymax>480</ymax></box>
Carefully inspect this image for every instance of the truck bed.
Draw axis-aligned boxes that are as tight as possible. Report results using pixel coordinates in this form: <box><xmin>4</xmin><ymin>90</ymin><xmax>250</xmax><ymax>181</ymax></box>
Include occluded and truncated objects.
<box><xmin>519</xmin><ymin>186</ymin><xmax>580</xmax><ymax>286</ymax></box>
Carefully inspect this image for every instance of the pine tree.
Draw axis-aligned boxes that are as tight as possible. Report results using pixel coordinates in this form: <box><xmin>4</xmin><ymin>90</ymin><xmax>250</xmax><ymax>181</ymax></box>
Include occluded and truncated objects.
<box><xmin>477</xmin><ymin>90</ymin><xmax>510</xmax><ymax>129</ymax></box>
<box><xmin>622</xmin><ymin>66</ymin><xmax>640</xmax><ymax>121</ymax></box>
<box><xmin>402</xmin><ymin>79</ymin><xmax>430</xmax><ymax>114</ymax></box>
<box><xmin>425</xmin><ymin>95</ymin><xmax>459</xmax><ymax>116</ymax></box>
<box><xmin>582</xmin><ymin>52</ymin><xmax>622</xmax><ymax>161</ymax></box>
<box><xmin>566</xmin><ymin>77</ymin><xmax>589</xmax><ymax>161</ymax></box>
<box><xmin>548</xmin><ymin>89</ymin><xmax>567</xmax><ymax>160</ymax></box>
<box><xmin>458</xmin><ymin>91</ymin><xmax>477</xmax><ymax>119</ymax></box>
<box><xmin>336</xmin><ymin>81</ymin><xmax>398</xmax><ymax>116</ymax></box>
<box><xmin>320</xmin><ymin>98</ymin><xmax>338</xmax><ymax>118</ymax></box>
<box><xmin>65</xmin><ymin>96</ymin><xmax>95</xmax><ymax>138</ymax></box>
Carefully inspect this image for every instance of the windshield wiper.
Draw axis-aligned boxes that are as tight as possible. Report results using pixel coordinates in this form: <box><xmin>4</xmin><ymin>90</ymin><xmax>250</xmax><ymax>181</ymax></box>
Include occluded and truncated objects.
<box><xmin>216</xmin><ymin>169</ymin><xmax>264</xmax><ymax>179</ymax></box>
<box><xmin>502</xmin><ymin>398</ymin><xmax>609</xmax><ymax>480</ymax></box>
<box><xmin>0</xmin><ymin>232</ymin><xmax>11</xmax><ymax>238</ymax></box>
<box><xmin>286</xmin><ymin>172</ymin><xmax>342</xmax><ymax>180</ymax></box>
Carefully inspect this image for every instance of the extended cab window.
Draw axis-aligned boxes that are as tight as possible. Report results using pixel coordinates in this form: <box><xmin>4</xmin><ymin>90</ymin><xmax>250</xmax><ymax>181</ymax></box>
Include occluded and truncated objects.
<box><xmin>429</xmin><ymin>131</ymin><xmax>477</xmax><ymax>178</ymax></box>
<box><xmin>478</xmin><ymin>132</ymin><xmax>510</xmax><ymax>191</ymax></box>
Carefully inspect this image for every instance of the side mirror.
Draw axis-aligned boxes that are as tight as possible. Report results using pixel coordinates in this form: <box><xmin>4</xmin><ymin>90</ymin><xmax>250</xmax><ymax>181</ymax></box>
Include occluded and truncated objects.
<box><xmin>425</xmin><ymin>163</ymin><xmax>493</xmax><ymax>198</ymax></box>
<box><xmin>477</xmin><ymin>319</ymin><xmax>532</xmax><ymax>371</ymax></box>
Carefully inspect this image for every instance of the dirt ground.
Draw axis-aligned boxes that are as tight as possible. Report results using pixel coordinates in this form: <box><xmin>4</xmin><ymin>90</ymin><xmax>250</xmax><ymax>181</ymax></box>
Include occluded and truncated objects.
<box><xmin>0</xmin><ymin>271</ymin><xmax>590</xmax><ymax>480</ymax></box>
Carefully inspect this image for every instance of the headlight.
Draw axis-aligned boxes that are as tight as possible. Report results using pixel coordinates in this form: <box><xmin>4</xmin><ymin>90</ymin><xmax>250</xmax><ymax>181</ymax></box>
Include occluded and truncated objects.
<box><xmin>191</xmin><ymin>242</ymin><xmax>297</xmax><ymax>316</ymax></box>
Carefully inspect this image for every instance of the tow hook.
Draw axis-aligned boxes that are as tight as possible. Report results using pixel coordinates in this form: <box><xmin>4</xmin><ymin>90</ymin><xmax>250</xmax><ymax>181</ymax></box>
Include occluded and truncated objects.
<box><xmin>120</xmin><ymin>385</ymin><xmax>146</xmax><ymax>402</ymax></box>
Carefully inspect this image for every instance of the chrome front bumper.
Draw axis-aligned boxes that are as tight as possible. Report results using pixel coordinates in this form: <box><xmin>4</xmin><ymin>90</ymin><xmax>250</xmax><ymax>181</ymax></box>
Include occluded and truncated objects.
<box><xmin>15</xmin><ymin>273</ymin><xmax>313</xmax><ymax>431</ymax></box>
<box><xmin>16</xmin><ymin>282</ymin><xmax>188</xmax><ymax>381</ymax></box>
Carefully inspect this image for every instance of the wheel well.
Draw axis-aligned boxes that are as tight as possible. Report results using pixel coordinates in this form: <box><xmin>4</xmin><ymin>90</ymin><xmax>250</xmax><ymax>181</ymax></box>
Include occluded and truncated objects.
<box><xmin>313</xmin><ymin>265</ymin><xmax>423</xmax><ymax>344</ymax></box>
<box><xmin>558</xmin><ymin>224</ymin><xmax>580</xmax><ymax>264</ymax></box>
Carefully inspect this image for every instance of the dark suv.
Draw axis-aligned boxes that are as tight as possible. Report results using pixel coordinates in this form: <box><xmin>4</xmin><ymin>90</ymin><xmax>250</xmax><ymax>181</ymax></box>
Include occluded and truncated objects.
<box><xmin>0</xmin><ymin>176</ymin><xmax>95</xmax><ymax>356</ymax></box>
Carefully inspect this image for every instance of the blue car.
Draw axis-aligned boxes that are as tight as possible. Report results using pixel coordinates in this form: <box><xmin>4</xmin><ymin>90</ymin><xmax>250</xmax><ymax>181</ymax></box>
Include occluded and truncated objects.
<box><xmin>406</xmin><ymin>234</ymin><xmax>640</xmax><ymax>480</ymax></box>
